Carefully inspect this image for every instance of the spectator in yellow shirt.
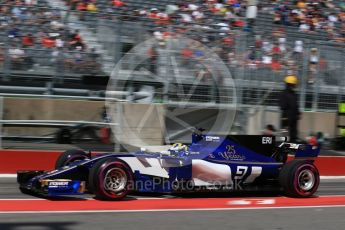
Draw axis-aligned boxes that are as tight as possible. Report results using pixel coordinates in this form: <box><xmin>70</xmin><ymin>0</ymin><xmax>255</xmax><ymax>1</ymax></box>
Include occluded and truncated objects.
<box><xmin>297</xmin><ymin>1</ymin><xmax>306</xmax><ymax>9</ymax></box>
<box><xmin>87</xmin><ymin>3</ymin><xmax>98</xmax><ymax>13</ymax></box>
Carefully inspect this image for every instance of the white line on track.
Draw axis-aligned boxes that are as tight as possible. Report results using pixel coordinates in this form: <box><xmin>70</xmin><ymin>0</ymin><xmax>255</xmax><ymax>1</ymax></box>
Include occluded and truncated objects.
<box><xmin>1</xmin><ymin>205</ymin><xmax>345</xmax><ymax>214</ymax></box>
<box><xmin>320</xmin><ymin>176</ymin><xmax>345</xmax><ymax>180</ymax></box>
<box><xmin>0</xmin><ymin>174</ymin><xmax>17</xmax><ymax>178</ymax></box>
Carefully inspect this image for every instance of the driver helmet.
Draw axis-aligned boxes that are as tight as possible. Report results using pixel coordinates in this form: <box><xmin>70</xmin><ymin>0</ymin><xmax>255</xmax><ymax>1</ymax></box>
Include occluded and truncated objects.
<box><xmin>169</xmin><ymin>143</ymin><xmax>189</xmax><ymax>156</ymax></box>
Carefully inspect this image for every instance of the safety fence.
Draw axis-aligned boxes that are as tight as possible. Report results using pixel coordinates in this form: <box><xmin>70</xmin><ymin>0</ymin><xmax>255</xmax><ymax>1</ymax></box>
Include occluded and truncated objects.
<box><xmin>0</xmin><ymin>4</ymin><xmax>345</xmax><ymax>113</ymax></box>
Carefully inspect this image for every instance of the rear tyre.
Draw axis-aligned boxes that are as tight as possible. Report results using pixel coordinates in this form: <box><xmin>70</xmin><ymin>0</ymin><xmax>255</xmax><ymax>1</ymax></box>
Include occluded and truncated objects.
<box><xmin>55</xmin><ymin>149</ymin><xmax>89</xmax><ymax>169</ymax></box>
<box><xmin>89</xmin><ymin>158</ymin><xmax>133</xmax><ymax>200</ymax></box>
<box><xmin>279</xmin><ymin>160</ymin><xmax>320</xmax><ymax>197</ymax></box>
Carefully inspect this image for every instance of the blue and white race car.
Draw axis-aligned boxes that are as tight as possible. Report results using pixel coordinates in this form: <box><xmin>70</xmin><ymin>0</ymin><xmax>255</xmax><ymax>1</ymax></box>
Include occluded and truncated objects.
<box><xmin>17</xmin><ymin>132</ymin><xmax>320</xmax><ymax>200</ymax></box>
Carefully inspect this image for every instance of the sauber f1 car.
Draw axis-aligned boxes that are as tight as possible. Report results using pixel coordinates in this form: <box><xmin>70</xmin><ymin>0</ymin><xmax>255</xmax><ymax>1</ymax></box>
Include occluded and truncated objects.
<box><xmin>17</xmin><ymin>132</ymin><xmax>320</xmax><ymax>200</ymax></box>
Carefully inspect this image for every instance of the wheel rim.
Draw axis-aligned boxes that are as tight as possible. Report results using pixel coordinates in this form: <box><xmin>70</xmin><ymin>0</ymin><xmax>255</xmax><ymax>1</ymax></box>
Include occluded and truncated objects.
<box><xmin>104</xmin><ymin>168</ymin><xmax>127</xmax><ymax>193</ymax></box>
<box><xmin>298</xmin><ymin>169</ymin><xmax>315</xmax><ymax>191</ymax></box>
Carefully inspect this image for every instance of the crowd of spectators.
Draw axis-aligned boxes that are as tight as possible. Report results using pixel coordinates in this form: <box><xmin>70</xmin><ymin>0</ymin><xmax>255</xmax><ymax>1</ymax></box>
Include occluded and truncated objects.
<box><xmin>269</xmin><ymin>0</ymin><xmax>345</xmax><ymax>43</ymax></box>
<box><xmin>64</xmin><ymin>0</ymin><xmax>345</xmax><ymax>43</ymax></box>
<box><xmin>0</xmin><ymin>0</ymin><xmax>101</xmax><ymax>74</ymax></box>
<box><xmin>64</xmin><ymin>0</ymin><xmax>252</xmax><ymax>34</ymax></box>
<box><xmin>60</xmin><ymin>0</ymin><xmax>255</xmax><ymax>83</ymax></box>
<box><xmin>62</xmin><ymin>0</ymin><xmax>335</xmax><ymax>83</ymax></box>
<box><xmin>1</xmin><ymin>0</ymin><xmax>343</xmax><ymax>83</ymax></box>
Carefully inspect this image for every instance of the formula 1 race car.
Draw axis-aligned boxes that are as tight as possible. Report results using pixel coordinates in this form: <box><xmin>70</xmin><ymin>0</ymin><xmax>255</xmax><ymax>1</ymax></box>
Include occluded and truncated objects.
<box><xmin>17</xmin><ymin>132</ymin><xmax>320</xmax><ymax>200</ymax></box>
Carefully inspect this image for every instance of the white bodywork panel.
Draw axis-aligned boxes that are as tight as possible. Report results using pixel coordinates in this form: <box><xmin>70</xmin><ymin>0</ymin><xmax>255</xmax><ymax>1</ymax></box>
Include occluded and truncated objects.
<box><xmin>245</xmin><ymin>166</ymin><xmax>262</xmax><ymax>183</ymax></box>
<box><xmin>140</xmin><ymin>145</ymin><xmax>172</xmax><ymax>153</ymax></box>
<box><xmin>118</xmin><ymin>157</ymin><xmax>169</xmax><ymax>178</ymax></box>
<box><xmin>192</xmin><ymin>160</ymin><xmax>232</xmax><ymax>186</ymax></box>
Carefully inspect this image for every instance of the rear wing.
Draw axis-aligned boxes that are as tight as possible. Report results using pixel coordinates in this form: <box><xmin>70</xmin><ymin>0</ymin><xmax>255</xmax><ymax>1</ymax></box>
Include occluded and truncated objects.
<box><xmin>279</xmin><ymin>143</ymin><xmax>320</xmax><ymax>158</ymax></box>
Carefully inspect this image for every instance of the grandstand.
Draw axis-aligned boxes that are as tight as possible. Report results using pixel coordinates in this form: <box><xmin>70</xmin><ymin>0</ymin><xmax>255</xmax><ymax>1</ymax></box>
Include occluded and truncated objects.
<box><xmin>0</xmin><ymin>0</ymin><xmax>345</xmax><ymax>146</ymax></box>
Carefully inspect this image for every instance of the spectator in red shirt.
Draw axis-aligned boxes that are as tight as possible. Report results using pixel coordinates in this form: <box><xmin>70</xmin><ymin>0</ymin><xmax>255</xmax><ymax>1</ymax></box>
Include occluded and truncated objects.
<box><xmin>77</xmin><ymin>2</ymin><xmax>87</xmax><ymax>20</ymax></box>
<box><xmin>42</xmin><ymin>36</ymin><xmax>56</xmax><ymax>48</ymax></box>
<box><xmin>272</xmin><ymin>42</ymin><xmax>281</xmax><ymax>55</ymax></box>
<box><xmin>181</xmin><ymin>46</ymin><xmax>193</xmax><ymax>67</ymax></box>
<box><xmin>77</xmin><ymin>2</ymin><xmax>87</xmax><ymax>11</ymax></box>
<box><xmin>271</xmin><ymin>59</ymin><xmax>282</xmax><ymax>71</ymax></box>
<box><xmin>156</xmin><ymin>13</ymin><xmax>170</xmax><ymax>25</ymax></box>
<box><xmin>113</xmin><ymin>0</ymin><xmax>125</xmax><ymax>8</ymax></box>
<box><xmin>223</xmin><ymin>36</ymin><xmax>234</xmax><ymax>46</ymax></box>
<box><xmin>233</xmin><ymin>19</ymin><xmax>245</xmax><ymax>28</ymax></box>
<box><xmin>181</xmin><ymin>47</ymin><xmax>193</xmax><ymax>58</ymax></box>
<box><xmin>22</xmin><ymin>33</ymin><xmax>34</xmax><ymax>47</ymax></box>
<box><xmin>149</xmin><ymin>8</ymin><xmax>159</xmax><ymax>19</ymax></box>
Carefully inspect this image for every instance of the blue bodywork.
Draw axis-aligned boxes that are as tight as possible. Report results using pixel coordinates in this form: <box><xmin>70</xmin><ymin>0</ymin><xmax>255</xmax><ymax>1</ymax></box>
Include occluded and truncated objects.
<box><xmin>17</xmin><ymin>133</ymin><xmax>320</xmax><ymax>197</ymax></box>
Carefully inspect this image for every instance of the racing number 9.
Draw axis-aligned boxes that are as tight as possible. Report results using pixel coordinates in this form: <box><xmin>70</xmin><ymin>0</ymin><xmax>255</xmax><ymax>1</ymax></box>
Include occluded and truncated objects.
<box><xmin>234</xmin><ymin>166</ymin><xmax>248</xmax><ymax>180</ymax></box>
<box><xmin>234</xmin><ymin>166</ymin><xmax>262</xmax><ymax>183</ymax></box>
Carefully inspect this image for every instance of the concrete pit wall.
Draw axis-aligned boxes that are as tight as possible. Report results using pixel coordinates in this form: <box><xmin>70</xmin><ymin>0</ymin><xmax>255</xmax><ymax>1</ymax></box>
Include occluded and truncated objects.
<box><xmin>2</xmin><ymin>98</ymin><xmax>105</xmax><ymax>136</ymax></box>
<box><xmin>116</xmin><ymin>103</ymin><xmax>166</xmax><ymax>146</ymax></box>
<box><xmin>1</xmin><ymin>98</ymin><xmax>340</xmax><ymax>146</ymax></box>
<box><xmin>247</xmin><ymin>107</ymin><xmax>338</xmax><ymax>139</ymax></box>
<box><xmin>2</xmin><ymin>98</ymin><xmax>166</xmax><ymax>146</ymax></box>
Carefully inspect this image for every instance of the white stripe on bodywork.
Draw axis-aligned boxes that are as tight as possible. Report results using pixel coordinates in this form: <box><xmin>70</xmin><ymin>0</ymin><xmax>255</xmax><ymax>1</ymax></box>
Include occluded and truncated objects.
<box><xmin>245</xmin><ymin>166</ymin><xmax>262</xmax><ymax>183</ymax></box>
<box><xmin>192</xmin><ymin>160</ymin><xmax>231</xmax><ymax>186</ymax></box>
<box><xmin>118</xmin><ymin>157</ymin><xmax>169</xmax><ymax>178</ymax></box>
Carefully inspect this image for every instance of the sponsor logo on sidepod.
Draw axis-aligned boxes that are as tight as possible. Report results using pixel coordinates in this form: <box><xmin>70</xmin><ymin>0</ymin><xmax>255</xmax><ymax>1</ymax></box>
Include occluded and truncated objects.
<box><xmin>205</xmin><ymin>136</ymin><xmax>220</xmax><ymax>142</ymax></box>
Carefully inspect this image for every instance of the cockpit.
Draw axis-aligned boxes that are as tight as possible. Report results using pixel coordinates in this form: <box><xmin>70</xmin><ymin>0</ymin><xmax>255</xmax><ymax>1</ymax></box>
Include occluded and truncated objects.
<box><xmin>140</xmin><ymin>143</ymin><xmax>191</xmax><ymax>157</ymax></box>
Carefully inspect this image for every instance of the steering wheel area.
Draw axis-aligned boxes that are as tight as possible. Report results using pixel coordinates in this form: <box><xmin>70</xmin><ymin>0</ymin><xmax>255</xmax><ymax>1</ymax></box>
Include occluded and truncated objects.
<box><xmin>169</xmin><ymin>143</ymin><xmax>189</xmax><ymax>157</ymax></box>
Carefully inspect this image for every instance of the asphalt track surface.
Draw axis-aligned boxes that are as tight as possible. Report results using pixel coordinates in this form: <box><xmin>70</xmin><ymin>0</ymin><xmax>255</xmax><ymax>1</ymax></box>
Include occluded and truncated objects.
<box><xmin>0</xmin><ymin>178</ymin><xmax>344</xmax><ymax>230</ymax></box>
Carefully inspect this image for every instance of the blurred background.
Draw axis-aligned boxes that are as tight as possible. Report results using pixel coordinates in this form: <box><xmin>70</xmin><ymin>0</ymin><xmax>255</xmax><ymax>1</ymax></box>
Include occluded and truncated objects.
<box><xmin>0</xmin><ymin>0</ymin><xmax>345</xmax><ymax>152</ymax></box>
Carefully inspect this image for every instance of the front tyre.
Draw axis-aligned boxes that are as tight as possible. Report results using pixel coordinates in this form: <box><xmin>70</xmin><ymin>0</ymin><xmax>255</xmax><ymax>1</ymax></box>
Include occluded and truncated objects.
<box><xmin>55</xmin><ymin>149</ymin><xmax>89</xmax><ymax>169</ymax></box>
<box><xmin>279</xmin><ymin>160</ymin><xmax>320</xmax><ymax>197</ymax></box>
<box><xmin>89</xmin><ymin>158</ymin><xmax>133</xmax><ymax>200</ymax></box>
